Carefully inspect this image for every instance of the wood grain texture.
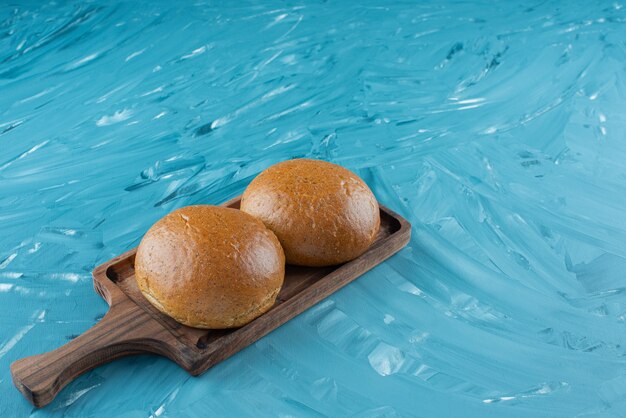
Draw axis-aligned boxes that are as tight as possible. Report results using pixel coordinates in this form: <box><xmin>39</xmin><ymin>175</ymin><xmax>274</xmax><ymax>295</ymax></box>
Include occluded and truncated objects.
<box><xmin>10</xmin><ymin>196</ymin><xmax>411</xmax><ymax>408</ymax></box>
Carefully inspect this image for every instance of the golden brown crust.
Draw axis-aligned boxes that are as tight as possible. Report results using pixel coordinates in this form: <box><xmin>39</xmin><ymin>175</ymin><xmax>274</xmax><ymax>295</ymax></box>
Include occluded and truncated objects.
<box><xmin>134</xmin><ymin>205</ymin><xmax>285</xmax><ymax>329</ymax></box>
<box><xmin>240</xmin><ymin>159</ymin><xmax>380</xmax><ymax>266</ymax></box>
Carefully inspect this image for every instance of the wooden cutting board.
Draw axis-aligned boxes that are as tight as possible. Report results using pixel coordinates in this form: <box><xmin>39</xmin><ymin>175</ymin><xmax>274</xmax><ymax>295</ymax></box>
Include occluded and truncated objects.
<box><xmin>10</xmin><ymin>196</ymin><xmax>411</xmax><ymax>408</ymax></box>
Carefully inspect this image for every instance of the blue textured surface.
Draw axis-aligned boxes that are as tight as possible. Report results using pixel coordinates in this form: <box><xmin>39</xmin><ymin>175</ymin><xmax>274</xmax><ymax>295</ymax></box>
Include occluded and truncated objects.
<box><xmin>2</xmin><ymin>0</ymin><xmax>626</xmax><ymax>416</ymax></box>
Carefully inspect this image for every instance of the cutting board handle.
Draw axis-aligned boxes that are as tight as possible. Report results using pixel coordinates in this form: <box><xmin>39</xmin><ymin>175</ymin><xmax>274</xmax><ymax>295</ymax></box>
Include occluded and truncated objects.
<box><xmin>10</xmin><ymin>300</ymin><xmax>167</xmax><ymax>408</ymax></box>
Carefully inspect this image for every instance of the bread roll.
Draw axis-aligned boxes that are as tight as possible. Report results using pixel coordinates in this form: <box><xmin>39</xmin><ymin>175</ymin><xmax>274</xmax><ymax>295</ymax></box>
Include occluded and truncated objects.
<box><xmin>134</xmin><ymin>205</ymin><xmax>285</xmax><ymax>329</ymax></box>
<box><xmin>240</xmin><ymin>159</ymin><xmax>380</xmax><ymax>266</ymax></box>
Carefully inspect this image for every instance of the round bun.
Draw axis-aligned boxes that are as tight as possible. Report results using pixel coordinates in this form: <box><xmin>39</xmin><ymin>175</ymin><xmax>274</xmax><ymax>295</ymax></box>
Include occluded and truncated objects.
<box><xmin>134</xmin><ymin>205</ymin><xmax>285</xmax><ymax>329</ymax></box>
<box><xmin>240</xmin><ymin>159</ymin><xmax>380</xmax><ymax>267</ymax></box>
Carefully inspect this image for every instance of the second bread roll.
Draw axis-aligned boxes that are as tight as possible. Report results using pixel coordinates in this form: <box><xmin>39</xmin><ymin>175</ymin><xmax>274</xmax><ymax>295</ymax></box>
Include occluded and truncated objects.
<box><xmin>240</xmin><ymin>159</ymin><xmax>380</xmax><ymax>266</ymax></box>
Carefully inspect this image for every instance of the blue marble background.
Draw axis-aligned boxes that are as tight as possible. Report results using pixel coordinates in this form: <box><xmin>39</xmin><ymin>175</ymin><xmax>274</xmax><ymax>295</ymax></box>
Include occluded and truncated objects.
<box><xmin>2</xmin><ymin>1</ymin><xmax>626</xmax><ymax>416</ymax></box>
